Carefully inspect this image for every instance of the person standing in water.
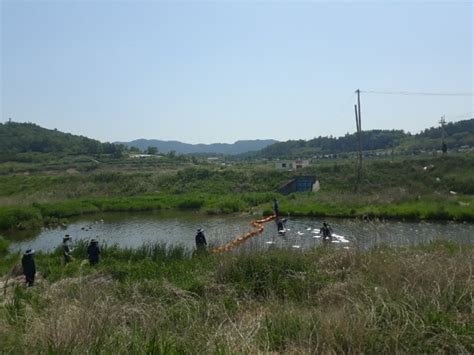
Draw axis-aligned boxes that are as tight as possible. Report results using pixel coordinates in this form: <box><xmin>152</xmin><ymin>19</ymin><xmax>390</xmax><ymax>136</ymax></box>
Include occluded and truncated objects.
<box><xmin>195</xmin><ymin>228</ymin><xmax>207</xmax><ymax>250</ymax></box>
<box><xmin>21</xmin><ymin>249</ymin><xmax>36</xmax><ymax>287</ymax></box>
<box><xmin>273</xmin><ymin>199</ymin><xmax>280</xmax><ymax>217</ymax></box>
<box><xmin>276</xmin><ymin>218</ymin><xmax>285</xmax><ymax>232</ymax></box>
<box><xmin>320</xmin><ymin>222</ymin><xmax>333</xmax><ymax>242</ymax></box>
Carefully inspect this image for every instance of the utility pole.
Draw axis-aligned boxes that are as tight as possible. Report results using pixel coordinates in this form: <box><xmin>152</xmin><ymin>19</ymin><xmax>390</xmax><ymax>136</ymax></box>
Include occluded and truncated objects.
<box><xmin>354</xmin><ymin>89</ymin><xmax>363</xmax><ymax>190</ymax></box>
<box><xmin>439</xmin><ymin>115</ymin><xmax>447</xmax><ymax>153</ymax></box>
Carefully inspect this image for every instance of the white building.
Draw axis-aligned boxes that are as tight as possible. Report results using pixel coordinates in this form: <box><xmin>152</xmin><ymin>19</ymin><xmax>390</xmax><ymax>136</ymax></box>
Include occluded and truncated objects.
<box><xmin>274</xmin><ymin>159</ymin><xmax>310</xmax><ymax>170</ymax></box>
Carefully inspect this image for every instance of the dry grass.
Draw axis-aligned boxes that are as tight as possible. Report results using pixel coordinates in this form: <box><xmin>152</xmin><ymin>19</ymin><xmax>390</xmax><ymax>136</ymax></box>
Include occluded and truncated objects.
<box><xmin>0</xmin><ymin>242</ymin><xmax>472</xmax><ymax>354</ymax></box>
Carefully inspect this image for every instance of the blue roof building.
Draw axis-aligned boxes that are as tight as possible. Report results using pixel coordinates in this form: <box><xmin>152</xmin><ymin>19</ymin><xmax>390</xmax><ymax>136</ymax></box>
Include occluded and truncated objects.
<box><xmin>277</xmin><ymin>176</ymin><xmax>317</xmax><ymax>195</ymax></box>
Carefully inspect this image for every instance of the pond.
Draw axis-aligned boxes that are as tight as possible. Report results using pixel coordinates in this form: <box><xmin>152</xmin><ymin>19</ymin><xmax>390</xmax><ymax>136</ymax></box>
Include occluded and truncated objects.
<box><xmin>6</xmin><ymin>211</ymin><xmax>474</xmax><ymax>254</ymax></box>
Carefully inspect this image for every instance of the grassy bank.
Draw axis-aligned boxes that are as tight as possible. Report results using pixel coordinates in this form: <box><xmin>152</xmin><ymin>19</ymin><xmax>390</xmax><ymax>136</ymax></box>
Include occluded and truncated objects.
<box><xmin>1</xmin><ymin>154</ymin><xmax>474</xmax><ymax>232</ymax></box>
<box><xmin>1</xmin><ymin>190</ymin><xmax>473</xmax><ymax>233</ymax></box>
<box><xmin>0</xmin><ymin>192</ymin><xmax>277</xmax><ymax>231</ymax></box>
<box><xmin>1</xmin><ymin>241</ymin><xmax>472</xmax><ymax>353</ymax></box>
<box><xmin>273</xmin><ymin>192</ymin><xmax>474</xmax><ymax>221</ymax></box>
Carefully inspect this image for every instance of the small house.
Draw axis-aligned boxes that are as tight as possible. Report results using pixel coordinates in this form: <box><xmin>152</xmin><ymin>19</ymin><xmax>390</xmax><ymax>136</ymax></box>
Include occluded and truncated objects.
<box><xmin>274</xmin><ymin>159</ymin><xmax>310</xmax><ymax>170</ymax></box>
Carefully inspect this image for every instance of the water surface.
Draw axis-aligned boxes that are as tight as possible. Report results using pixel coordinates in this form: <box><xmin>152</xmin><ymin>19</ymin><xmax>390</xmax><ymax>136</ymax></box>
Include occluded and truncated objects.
<box><xmin>7</xmin><ymin>211</ymin><xmax>474</xmax><ymax>253</ymax></box>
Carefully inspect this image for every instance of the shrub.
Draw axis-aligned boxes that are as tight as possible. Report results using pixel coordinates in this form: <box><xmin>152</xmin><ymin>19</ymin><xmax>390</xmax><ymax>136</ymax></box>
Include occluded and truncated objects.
<box><xmin>177</xmin><ymin>198</ymin><xmax>204</xmax><ymax>210</ymax></box>
<box><xmin>0</xmin><ymin>206</ymin><xmax>42</xmax><ymax>230</ymax></box>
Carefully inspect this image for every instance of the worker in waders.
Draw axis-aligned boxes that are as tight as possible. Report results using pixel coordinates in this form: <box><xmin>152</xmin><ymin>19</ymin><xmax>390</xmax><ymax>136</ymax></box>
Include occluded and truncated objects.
<box><xmin>321</xmin><ymin>222</ymin><xmax>332</xmax><ymax>242</ymax></box>
<box><xmin>21</xmin><ymin>249</ymin><xmax>36</xmax><ymax>287</ymax></box>
<box><xmin>276</xmin><ymin>219</ymin><xmax>285</xmax><ymax>232</ymax></box>
<box><xmin>62</xmin><ymin>234</ymin><xmax>73</xmax><ymax>264</ymax></box>
<box><xmin>273</xmin><ymin>199</ymin><xmax>280</xmax><ymax>217</ymax></box>
<box><xmin>87</xmin><ymin>238</ymin><xmax>100</xmax><ymax>265</ymax></box>
<box><xmin>195</xmin><ymin>228</ymin><xmax>207</xmax><ymax>251</ymax></box>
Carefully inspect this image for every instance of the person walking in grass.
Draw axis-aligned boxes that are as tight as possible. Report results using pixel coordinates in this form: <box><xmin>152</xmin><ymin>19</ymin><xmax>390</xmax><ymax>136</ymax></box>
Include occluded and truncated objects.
<box><xmin>320</xmin><ymin>222</ymin><xmax>333</xmax><ymax>242</ymax></box>
<box><xmin>21</xmin><ymin>249</ymin><xmax>36</xmax><ymax>287</ymax></box>
<box><xmin>195</xmin><ymin>228</ymin><xmax>207</xmax><ymax>251</ymax></box>
<box><xmin>87</xmin><ymin>238</ymin><xmax>100</xmax><ymax>265</ymax></box>
<box><xmin>62</xmin><ymin>234</ymin><xmax>73</xmax><ymax>264</ymax></box>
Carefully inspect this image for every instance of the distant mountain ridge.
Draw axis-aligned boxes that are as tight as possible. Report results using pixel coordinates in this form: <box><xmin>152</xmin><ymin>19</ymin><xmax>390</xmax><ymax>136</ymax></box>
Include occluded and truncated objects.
<box><xmin>116</xmin><ymin>139</ymin><xmax>278</xmax><ymax>155</ymax></box>
<box><xmin>2</xmin><ymin>119</ymin><xmax>472</xmax><ymax>160</ymax></box>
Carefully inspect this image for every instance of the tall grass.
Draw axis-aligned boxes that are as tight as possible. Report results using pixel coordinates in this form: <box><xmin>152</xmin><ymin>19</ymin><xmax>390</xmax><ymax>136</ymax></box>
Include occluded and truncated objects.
<box><xmin>216</xmin><ymin>249</ymin><xmax>329</xmax><ymax>300</ymax></box>
<box><xmin>0</xmin><ymin>241</ymin><xmax>472</xmax><ymax>353</ymax></box>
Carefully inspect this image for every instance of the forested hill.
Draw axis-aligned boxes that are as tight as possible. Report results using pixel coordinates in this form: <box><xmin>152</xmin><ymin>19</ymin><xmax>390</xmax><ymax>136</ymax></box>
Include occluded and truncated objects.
<box><xmin>417</xmin><ymin>119</ymin><xmax>474</xmax><ymax>138</ymax></box>
<box><xmin>252</xmin><ymin>130</ymin><xmax>406</xmax><ymax>159</ymax></box>
<box><xmin>2</xmin><ymin>119</ymin><xmax>472</xmax><ymax>160</ymax></box>
<box><xmin>248</xmin><ymin>118</ymin><xmax>474</xmax><ymax>159</ymax></box>
<box><xmin>0</xmin><ymin>122</ymin><xmax>121</xmax><ymax>155</ymax></box>
<box><xmin>0</xmin><ymin>121</ymin><xmax>275</xmax><ymax>157</ymax></box>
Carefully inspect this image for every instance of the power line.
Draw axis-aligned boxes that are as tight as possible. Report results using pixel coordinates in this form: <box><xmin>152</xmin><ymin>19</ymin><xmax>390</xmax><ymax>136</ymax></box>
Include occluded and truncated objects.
<box><xmin>359</xmin><ymin>90</ymin><xmax>474</xmax><ymax>97</ymax></box>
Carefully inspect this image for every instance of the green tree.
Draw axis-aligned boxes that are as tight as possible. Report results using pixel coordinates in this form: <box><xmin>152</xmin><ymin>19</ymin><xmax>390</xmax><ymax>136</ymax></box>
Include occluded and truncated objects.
<box><xmin>146</xmin><ymin>146</ymin><xmax>158</xmax><ymax>155</ymax></box>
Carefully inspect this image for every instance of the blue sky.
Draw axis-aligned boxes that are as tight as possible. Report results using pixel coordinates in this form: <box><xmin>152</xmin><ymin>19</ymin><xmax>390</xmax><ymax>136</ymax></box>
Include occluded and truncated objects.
<box><xmin>1</xmin><ymin>1</ymin><xmax>472</xmax><ymax>143</ymax></box>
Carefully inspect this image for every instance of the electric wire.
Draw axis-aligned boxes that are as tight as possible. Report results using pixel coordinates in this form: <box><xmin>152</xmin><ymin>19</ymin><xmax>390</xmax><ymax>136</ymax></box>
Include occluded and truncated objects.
<box><xmin>358</xmin><ymin>90</ymin><xmax>474</xmax><ymax>97</ymax></box>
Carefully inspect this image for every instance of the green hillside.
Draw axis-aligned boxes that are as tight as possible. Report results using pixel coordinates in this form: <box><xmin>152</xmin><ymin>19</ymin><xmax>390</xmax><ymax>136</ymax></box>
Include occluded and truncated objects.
<box><xmin>0</xmin><ymin>121</ymin><xmax>124</xmax><ymax>159</ymax></box>
<box><xmin>248</xmin><ymin>119</ymin><xmax>474</xmax><ymax>159</ymax></box>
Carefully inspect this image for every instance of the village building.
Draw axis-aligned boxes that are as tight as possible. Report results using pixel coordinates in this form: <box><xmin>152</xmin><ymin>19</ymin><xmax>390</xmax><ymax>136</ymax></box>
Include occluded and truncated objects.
<box><xmin>274</xmin><ymin>159</ymin><xmax>310</xmax><ymax>170</ymax></box>
<box><xmin>277</xmin><ymin>176</ymin><xmax>318</xmax><ymax>195</ymax></box>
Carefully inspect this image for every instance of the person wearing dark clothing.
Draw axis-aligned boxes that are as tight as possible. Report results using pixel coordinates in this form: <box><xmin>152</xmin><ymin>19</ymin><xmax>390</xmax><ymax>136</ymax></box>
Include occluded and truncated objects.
<box><xmin>273</xmin><ymin>199</ymin><xmax>280</xmax><ymax>217</ymax></box>
<box><xmin>320</xmin><ymin>222</ymin><xmax>332</xmax><ymax>242</ymax></box>
<box><xmin>21</xmin><ymin>249</ymin><xmax>36</xmax><ymax>287</ymax></box>
<box><xmin>87</xmin><ymin>239</ymin><xmax>100</xmax><ymax>265</ymax></box>
<box><xmin>63</xmin><ymin>235</ymin><xmax>72</xmax><ymax>264</ymax></box>
<box><xmin>195</xmin><ymin>228</ymin><xmax>207</xmax><ymax>250</ymax></box>
<box><xmin>276</xmin><ymin>219</ymin><xmax>284</xmax><ymax>232</ymax></box>
<box><xmin>276</xmin><ymin>218</ymin><xmax>289</xmax><ymax>232</ymax></box>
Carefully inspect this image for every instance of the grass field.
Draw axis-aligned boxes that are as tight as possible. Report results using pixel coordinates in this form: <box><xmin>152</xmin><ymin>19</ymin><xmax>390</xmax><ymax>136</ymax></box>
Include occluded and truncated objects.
<box><xmin>0</xmin><ymin>240</ymin><xmax>472</xmax><ymax>353</ymax></box>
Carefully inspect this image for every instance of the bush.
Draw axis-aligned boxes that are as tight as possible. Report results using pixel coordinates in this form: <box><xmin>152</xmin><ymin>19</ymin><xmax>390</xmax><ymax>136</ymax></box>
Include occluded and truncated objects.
<box><xmin>0</xmin><ymin>206</ymin><xmax>42</xmax><ymax>230</ymax></box>
<box><xmin>177</xmin><ymin>198</ymin><xmax>204</xmax><ymax>210</ymax></box>
<box><xmin>37</xmin><ymin>201</ymin><xmax>99</xmax><ymax>218</ymax></box>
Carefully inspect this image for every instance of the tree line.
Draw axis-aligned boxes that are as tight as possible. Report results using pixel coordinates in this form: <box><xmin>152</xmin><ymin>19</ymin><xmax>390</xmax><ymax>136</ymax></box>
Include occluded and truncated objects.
<box><xmin>247</xmin><ymin>119</ymin><xmax>473</xmax><ymax>159</ymax></box>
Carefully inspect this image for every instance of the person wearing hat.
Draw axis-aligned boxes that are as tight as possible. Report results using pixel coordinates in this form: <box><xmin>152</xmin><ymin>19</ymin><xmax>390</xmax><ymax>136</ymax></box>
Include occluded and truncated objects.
<box><xmin>62</xmin><ymin>234</ymin><xmax>73</xmax><ymax>264</ymax></box>
<box><xmin>320</xmin><ymin>222</ymin><xmax>332</xmax><ymax>242</ymax></box>
<box><xmin>21</xmin><ymin>249</ymin><xmax>36</xmax><ymax>287</ymax></box>
<box><xmin>195</xmin><ymin>228</ymin><xmax>207</xmax><ymax>250</ymax></box>
<box><xmin>87</xmin><ymin>238</ymin><xmax>101</xmax><ymax>265</ymax></box>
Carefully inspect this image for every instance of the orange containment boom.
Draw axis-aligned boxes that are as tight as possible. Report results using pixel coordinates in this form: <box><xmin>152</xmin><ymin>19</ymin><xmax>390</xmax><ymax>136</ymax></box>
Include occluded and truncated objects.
<box><xmin>211</xmin><ymin>214</ymin><xmax>276</xmax><ymax>254</ymax></box>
